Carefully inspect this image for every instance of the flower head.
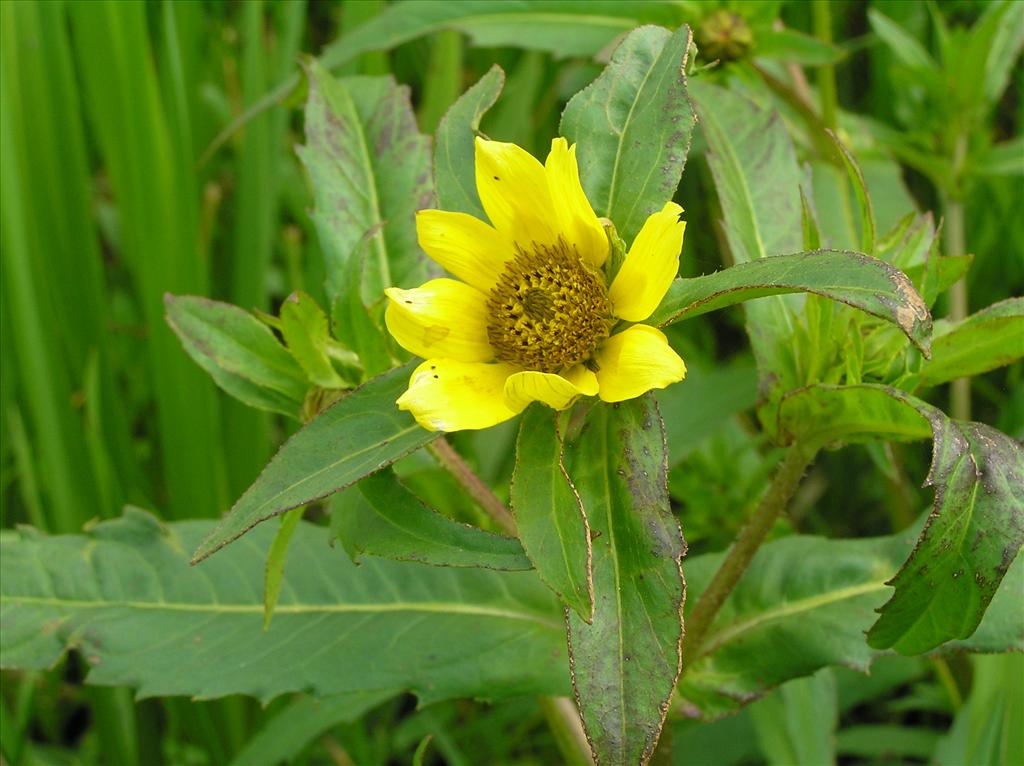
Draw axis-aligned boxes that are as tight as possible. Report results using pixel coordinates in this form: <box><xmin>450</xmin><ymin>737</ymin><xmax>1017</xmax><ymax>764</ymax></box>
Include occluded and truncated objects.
<box><xmin>385</xmin><ymin>137</ymin><xmax>687</xmax><ymax>431</ymax></box>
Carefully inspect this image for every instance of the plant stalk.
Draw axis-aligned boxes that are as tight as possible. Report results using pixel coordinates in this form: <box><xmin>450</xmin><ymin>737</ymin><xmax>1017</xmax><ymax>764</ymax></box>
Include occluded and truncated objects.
<box><xmin>942</xmin><ymin>133</ymin><xmax>970</xmax><ymax>420</ymax></box>
<box><xmin>812</xmin><ymin>0</ymin><xmax>839</xmax><ymax>129</ymax></box>
<box><xmin>538</xmin><ymin>696</ymin><xmax>594</xmax><ymax>765</ymax></box>
<box><xmin>427</xmin><ymin>438</ymin><xmax>517</xmax><ymax>535</ymax></box>
<box><xmin>681</xmin><ymin>444</ymin><xmax>817</xmax><ymax>669</ymax></box>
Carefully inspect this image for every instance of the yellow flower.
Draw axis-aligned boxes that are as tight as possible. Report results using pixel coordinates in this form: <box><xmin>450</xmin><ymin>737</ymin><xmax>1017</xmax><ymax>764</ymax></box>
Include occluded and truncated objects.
<box><xmin>384</xmin><ymin>137</ymin><xmax>687</xmax><ymax>432</ymax></box>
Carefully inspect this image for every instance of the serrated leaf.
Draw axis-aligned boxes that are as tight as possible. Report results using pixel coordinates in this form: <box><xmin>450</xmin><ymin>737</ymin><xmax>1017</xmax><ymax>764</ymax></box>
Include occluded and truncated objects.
<box><xmin>164</xmin><ymin>294</ymin><xmax>307</xmax><ymax>418</ymax></box>
<box><xmin>297</xmin><ymin>61</ymin><xmax>431</xmax><ymax>307</ymax></box>
<box><xmin>560</xmin><ymin>24</ymin><xmax>696</xmax><ymax>244</ymax></box>
<box><xmin>868</xmin><ymin>419</ymin><xmax>1024</xmax><ymax>654</ymax></box>
<box><xmin>678</xmin><ymin>529</ymin><xmax>1023</xmax><ymax>719</ymax></box>
<box><xmin>0</xmin><ymin>509</ymin><xmax>568</xmax><ymax>705</ymax></box>
<box><xmin>510</xmin><ymin>406</ymin><xmax>593</xmax><ymax>620</ymax></box>
<box><xmin>774</xmin><ymin>383</ymin><xmax>1024</xmax><ymax>654</ymax></box>
<box><xmin>280</xmin><ymin>291</ymin><xmax>345</xmax><ymax>388</ymax></box>
<box><xmin>192</xmin><ymin>364</ymin><xmax>437</xmax><ymax>563</ymax></box>
<box><xmin>563</xmin><ymin>397</ymin><xmax>685</xmax><ymax>765</ymax></box>
<box><xmin>334</xmin><ymin>469</ymin><xmax>531</xmax><ymax>571</ymax></box>
<box><xmin>650</xmin><ymin>250</ymin><xmax>932</xmax><ymax>355</ymax></box>
<box><xmin>435</xmin><ymin>65</ymin><xmax>504</xmax><ymax>219</ymax></box>
<box><xmin>915</xmin><ymin>298</ymin><xmax>1024</xmax><ymax>389</ymax></box>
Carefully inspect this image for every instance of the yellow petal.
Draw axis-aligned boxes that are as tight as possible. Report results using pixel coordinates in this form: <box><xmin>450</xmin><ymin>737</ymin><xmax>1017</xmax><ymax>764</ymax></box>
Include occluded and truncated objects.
<box><xmin>416</xmin><ymin>209</ymin><xmax>515</xmax><ymax>291</ymax></box>
<box><xmin>504</xmin><ymin>369</ymin><xmax>596</xmax><ymax>412</ymax></box>
<box><xmin>594</xmin><ymin>325</ymin><xmax>686</xmax><ymax>403</ymax></box>
<box><xmin>562</xmin><ymin>363</ymin><xmax>599</xmax><ymax>396</ymax></box>
<box><xmin>608</xmin><ymin>202</ymin><xmax>686</xmax><ymax>322</ymax></box>
<box><xmin>545</xmin><ymin>138</ymin><xmax>608</xmax><ymax>268</ymax></box>
<box><xmin>397</xmin><ymin>360</ymin><xmax>519</xmax><ymax>432</ymax></box>
<box><xmin>475</xmin><ymin>137</ymin><xmax>558</xmax><ymax>249</ymax></box>
<box><xmin>384</xmin><ymin>279</ymin><xmax>493</xmax><ymax>362</ymax></box>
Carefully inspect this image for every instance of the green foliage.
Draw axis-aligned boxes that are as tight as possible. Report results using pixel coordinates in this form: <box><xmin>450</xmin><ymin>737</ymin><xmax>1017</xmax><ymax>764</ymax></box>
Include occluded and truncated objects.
<box><xmin>3</xmin><ymin>1</ymin><xmax>1023</xmax><ymax>763</ymax></box>
<box><xmin>1</xmin><ymin>510</ymin><xmax>569</xmax><ymax>704</ymax></box>
<box><xmin>511</xmin><ymin>406</ymin><xmax>593</xmax><ymax>619</ymax></box>
<box><xmin>334</xmin><ymin>469</ymin><xmax>531</xmax><ymax>570</ymax></box>
<box><xmin>192</xmin><ymin>365</ymin><xmax>437</xmax><ymax>563</ymax></box>
<box><xmin>563</xmin><ymin>397</ymin><xmax>685</xmax><ymax>764</ymax></box>
<box><xmin>561</xmin><ymin>24</ymin><xmax>696</xmax><ymax>243</ymax></box>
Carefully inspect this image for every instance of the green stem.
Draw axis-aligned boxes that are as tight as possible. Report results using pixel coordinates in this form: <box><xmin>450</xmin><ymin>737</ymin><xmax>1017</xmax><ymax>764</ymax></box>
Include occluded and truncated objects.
<box><xmin>942</xmin><ymin>133</ymin><xmax>970</xmax><ymax>420</ymax></box>
<box><xmin>682</xmin><ymin>445</ymin><xmax>817</xmax><ymax>669</ymax></box>
<box><xmin>931</xmin><ymin>657</ymin><xmax>963</xmax><ymax>711</ymax></box>
<box><xmin>538</xmin><ymin>696</ymin><xmax>594</xmax><ymax>765</ymax></box>
<box><xmin>427</xmin><ymin>438</ymin><xmax>517</xmax><ymax>535</ymax></box>
<box><xmin>812</xmin><ymin>0</ymin><xmax>838</xmax><ymax>129</ymax></box>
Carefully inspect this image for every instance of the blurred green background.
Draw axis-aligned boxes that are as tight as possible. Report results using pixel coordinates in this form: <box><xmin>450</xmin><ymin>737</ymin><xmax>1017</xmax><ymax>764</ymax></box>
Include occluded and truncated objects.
<box><xmin>1</xmin><ymin>1</ymin><xmax>1021</xmax><ymax>764</ymax></box>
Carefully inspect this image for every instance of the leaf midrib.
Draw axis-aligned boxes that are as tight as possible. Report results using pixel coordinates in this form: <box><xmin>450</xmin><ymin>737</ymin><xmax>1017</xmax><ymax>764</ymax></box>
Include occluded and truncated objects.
<box><xmin>2</xmin><ymin>594</ymin><xmax>562</xmax><ymax>630</ymax></box>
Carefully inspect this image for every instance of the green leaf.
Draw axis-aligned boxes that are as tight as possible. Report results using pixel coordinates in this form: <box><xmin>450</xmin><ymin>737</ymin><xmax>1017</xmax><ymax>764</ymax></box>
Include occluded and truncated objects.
<box><xmin>227</xmin><ymin>691</ymin><xmax>397</xmax><ymax>766</ymax></box>
<box><xmin>263</xmin><ymin>507</ymin><xmax>304</xmax><ymax>629</ymax></box>
<box><xmin>280</xmin><ymin>291</ymin><xmax>346</xmax><ymax>389</ymax></box>
<box><xmin>434</xmin><ymin>64</ymin><xmax>504</xmax><ymax>219</ymax></box>
<box><xmin>975</xmin><ymin>136</ymin><xmax>1024</xmax><ymax>177</ymax></box>
<box><xmin>777</xmin><ymin>383</ymin><xmax>1024</xmax><ymax>654</ymax></box>
<box><xmin>510</xmin><ymin>406</ymin><xmax>593</xmax><ymax>620</ymax></box>
<box><xmin>678</xmin><ymin>529</ymin><xmax>1023</xmax><ymax>719</ymax></box>
<box><xmin>749</xmin><ymin>670</ymin><xmax>837</xmax><ymax>766</ymax></box>
<box><xmin>867</xmin><ymin>9</ymin><xmax>937</xmax><ymax>72</ymax></box>
<box><xmin>191</xmin><ymin>364</ymin><xmax>437</xmax><ymax>563</ymax></box>
<box><xmin>320</xmin><ymin>1</ymin><xmax>688</xmax><ymax>65</ymax></box>
<box><xmin>933</xmin><ymin>653</ymin><xmax>1024</xmax><ymax>765</ymax></box>
<box><xmin>825</xmin><ymin>129</ymin><xmax>875</xmax><ymax>256</ymax></box>
<box><xmin>657</xmin><ymin>355</ymin><xmax>758</xmax><ymax>465</ymax></box>
<box><xmin>297</xmin><ymin>60</ymin><xmax>431</xmax><ymax>307</ymax></box>
<box><xmin>650</xmin><ymin>250</ymin><xmax>932</xmax><ymax>355</ymax></box>
<box><xmin>868</xmin><ymin>419</ymin><xmax>1024</xmax><ymax>654</ymax></box>
<box><xmin>689</xmin><ymin>79</ymin><xmax>803</xmax><ymax>264</ymax></box>
<box><xmin>777</xmin><ymin>384</ymin><xmax>932</xmax><ymax>448</ymax></box>
<box><xmin>164</xmin><ymin>294</ymin><xmax>307</xmax><ymax>418</ymax></box>
<box><xmin>0</xmin><ymin>509</ymin><xmax>568</xmax><ymax>705</ymax></box>
<box><xmin>915</xmin><ymin>298</ymin><xmax>1024</xmax><ymax>389</ymax></box>
<box><xmin>560</xmin><ymin>24</ymin><xmax>696</xmax><ymax>244</ymax></box>
<box><xmin>563</xmin><ymin>398</ymin><xmax>685</xmax><ymax>764</ymax></box>
<box><xmin>332</xmin><ymin>240</ymin><xmax>395</xmax><ymax>379</ymax></box>
<box><xmin>753</xmin><ymin>29</ymin><xmax>846</xmax><ymax>66</ymax></box>
<box><xmin>334</xmin><ymin>469</ymin><xmax>531</xmax><ymax>570</ymax></box>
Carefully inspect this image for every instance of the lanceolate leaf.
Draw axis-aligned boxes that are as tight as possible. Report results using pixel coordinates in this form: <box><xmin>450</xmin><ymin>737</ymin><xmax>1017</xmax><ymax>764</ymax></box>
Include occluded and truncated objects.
<box><xmin>279</xmin><ymin>291</ymin><xmax>345</xmax><ymax>389</ymax></box>
<box><xmin>192</xmin><ymin>364</ymin><xmax>437</xmax><ymax>563</ymax></box>
<box><xmin>650</xmin><ymin>250</ymin><xmax>932</xmax><ymax>354</ymax></box>
<box><xmin>563</xmin><ymin>397</ymin><xmax>685</xmax><ymax>765</ymax></box>
<box><xmin>0</xmin><ymin>510</ymin><xmax>568</xmax><ymax>704</ymax></box>
<box><xmin>868</xmin><ymin>420</ymin><xmax>1024</xmax><ymax>654</ymax></box>
<box><xmin>334</xmin><ymin>469</ymin><xmax>531</xmax><ymax>571</ymax></box>
<box><xmin>297</xmin><ymin>60</ymin><xmax>432</xmax><ymax>308</ymax></box>
<box><xmin>435</xmin><ymin>65</ymin><xmax>504</xmax><ymax>219</ymax></box>
<box><xmin>678</xmin><ymin>529</ymin><xmax>1023</xmax><ymax>719</ymax></box>
<box><xmin>560</xmin><ymin>24</ymin><xmax>696</xmax><ymax>244</ymax></box>
<box><xmin>510</xmin><ymin>406</ymin><xmax>593</xmax><ymax>620</ymax></box>
<box><xmin>165</xmin><ymin>294</ymin><xmax>308</xmax><ymax>418</ymax></box>
<box><xmin>914</xmin><ymin>298</ymin><xmax>1024</xmax><ymax>389</ymax></box>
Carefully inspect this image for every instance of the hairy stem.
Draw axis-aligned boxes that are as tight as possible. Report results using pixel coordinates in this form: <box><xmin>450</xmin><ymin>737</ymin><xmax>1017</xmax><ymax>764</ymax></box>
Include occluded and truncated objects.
<box><xmin>682</xmin><ymin>444</ymin><xmax>817</xmax><ymax>669</ymax></box>
<box><xmin>427</xmin><ymin>437</ymin><xmax>517</xmax><ymax>535</ymax></box>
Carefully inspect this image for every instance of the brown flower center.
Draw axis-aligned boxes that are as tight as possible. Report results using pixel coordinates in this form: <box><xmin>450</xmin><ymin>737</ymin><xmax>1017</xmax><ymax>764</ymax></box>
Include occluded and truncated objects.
<box><xmin>486</xmin><ymin>240</ymin><xmax>611</xmax><ymax>373</ymax></box>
